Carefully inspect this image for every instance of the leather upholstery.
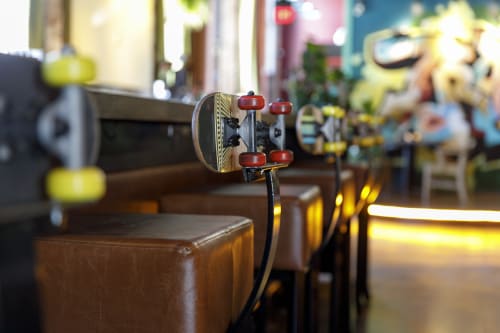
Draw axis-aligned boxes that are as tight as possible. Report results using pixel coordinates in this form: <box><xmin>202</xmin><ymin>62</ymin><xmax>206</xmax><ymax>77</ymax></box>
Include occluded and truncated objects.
<box><xmin>73</xmin><ymin>200</ymin><xmax>160</xmax><ymax>214</ymax></box>
<box><xmin>78</xmin><ymin>162</ymin><xmax>242</xmax><ymax>213</ymax></box>
<box><xmin>36</xmin><ymin>213</ymin><xmax>253</xmax><ymax>333</ymax></box>
<box><xmin>160</xmin><ymin>184</ymin><xmax>323</xmax><ymax>272</ymax></box>
<box><xmin>278</xmin><ymin>168</ymin><xmax>354</xmax><ymax>227</ymax></box>
<box><xmin>283</xmin><ymin>162</ymin><xmax>361</xmax><ymax>219</ymax></box>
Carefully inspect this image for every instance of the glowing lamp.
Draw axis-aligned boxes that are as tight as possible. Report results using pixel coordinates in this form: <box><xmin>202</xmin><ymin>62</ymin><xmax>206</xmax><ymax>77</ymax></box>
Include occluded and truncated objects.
<box><xmin>275</xmin><ymin>2</ymin><xmax>296</xmax><ymax>25</ymax></box>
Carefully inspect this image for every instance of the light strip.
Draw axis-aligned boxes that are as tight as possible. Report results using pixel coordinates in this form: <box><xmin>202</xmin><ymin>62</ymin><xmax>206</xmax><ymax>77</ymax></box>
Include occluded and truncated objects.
<box><xmin>368</xmin><ymin>204</ymin><xmax>500</xmax><ymax>223</ymax></box>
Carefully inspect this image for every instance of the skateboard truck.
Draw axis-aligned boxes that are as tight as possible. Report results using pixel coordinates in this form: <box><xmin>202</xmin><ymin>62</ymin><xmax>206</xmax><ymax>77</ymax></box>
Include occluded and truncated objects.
<box><xmin>192</xmin><ymin>91</ymin><xmax>294</xmax><ymax>332</ymax></box>
<box><xmin>321</xmin><ymin>105</ymin><xmax>347</xmax><ymax>156</ymax></box>
<box><xmin>223</xmin><ymin>117</ymin><xmax>241</xmax><ymax>147</ymax></box>
<box><xmin>295</xmin><ymin>104</ymin><xmax>347</xmax><ymax>244</ymax></box>
<box><xmin>231</xmin><ymin>92</ymin><xmax>294</xmax><ymax>332</ymax></box>
<box><xmin>239</xmin><ymin>95</ymin><xmax>294</xmax><ymax>182</ymax></box>
<box><xmin>37</xmin><ymin>46</ymin><xmax>105</xmax><ymax>225</ymax></box>
<box><xmin>218</xmin><ymin>91</ymin><xmax>294</xmax><ymax>171</ymax></box>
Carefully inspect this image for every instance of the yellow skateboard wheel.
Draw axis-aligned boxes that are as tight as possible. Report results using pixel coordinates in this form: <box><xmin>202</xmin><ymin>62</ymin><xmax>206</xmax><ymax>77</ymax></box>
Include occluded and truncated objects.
<box><xmin>42</xmin><ymin>55</ymin><xmax>96</xmax><ymax>86</ymax></box>
<box><xmin>357</xmin><ymin>113</ymin><xmax>372</xmax><ymax>123</ymax></box>
<box><xmin>47</xmin><ymin>167</ymin><xmax>105</xmax><ymax>203</ymax></box>
<box><xmin>375</xmin><ymin>135</ymin><xmax>385</xmax><ymax>145</ymax></box>
<box><xmin>323</xmin><ymin>141</ymin><xmax>347</xmax><ymax>154</ymax></box>
<box><xmin>359</xmin><ymin>137</ymin><xmax>375</xmax><ymax>147</ymax></box>
<box><xmin>322</xmin><ymin>105</ymin><xmax>345</xmax><ymax>118</ymax></box>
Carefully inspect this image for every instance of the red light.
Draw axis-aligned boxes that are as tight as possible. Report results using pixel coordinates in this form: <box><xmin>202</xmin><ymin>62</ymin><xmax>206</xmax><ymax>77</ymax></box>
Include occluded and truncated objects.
<box><xmin>275</xmin><ymin>4</ymin><xmax>296</xmax><ymax>25</ymax></box>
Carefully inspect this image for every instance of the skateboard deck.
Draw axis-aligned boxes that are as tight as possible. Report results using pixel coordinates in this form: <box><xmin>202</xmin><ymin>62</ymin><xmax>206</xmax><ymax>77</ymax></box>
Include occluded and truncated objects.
<box><xmin>295</xmin><ymin>104</ymin><xmax>325</xmax><ymax>155</ymax></box>
<box><xmin>192</xmin><ymin>92</ymin><xmax>249</xmax><ymax>173</ymax></box>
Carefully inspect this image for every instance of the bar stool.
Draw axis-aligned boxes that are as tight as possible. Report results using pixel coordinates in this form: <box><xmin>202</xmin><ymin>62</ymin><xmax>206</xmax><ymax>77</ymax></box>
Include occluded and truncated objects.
<box><xmin>36</xmin><ymin>213</ymin><xmax>254</xmax><ymax>333</ymax></box>
<box><xmin>160</xmin><ymin>183</ymin><xmax>323</xmax><ymax>333</ymax></box>
<box><xmin>278</xmin><ymin>166</ymin><xmax>356</xmax><ymax>333</ymax></box>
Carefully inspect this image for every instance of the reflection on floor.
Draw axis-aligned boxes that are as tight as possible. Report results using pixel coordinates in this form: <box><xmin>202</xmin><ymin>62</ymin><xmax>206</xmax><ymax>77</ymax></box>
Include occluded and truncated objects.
<box><xmin>268</xmin><ymin>189</ymin><xmax>500</xmax><ymax>332</ymax></box>
<box><xmin>351</xmin><ymin>217</ymin><xmax>500</xmax><ymax>333</ymax></box>
<box><xmin>377</xmin><ymin>188</ymin><xmax>500</xmax><ymax>210</ymax></box>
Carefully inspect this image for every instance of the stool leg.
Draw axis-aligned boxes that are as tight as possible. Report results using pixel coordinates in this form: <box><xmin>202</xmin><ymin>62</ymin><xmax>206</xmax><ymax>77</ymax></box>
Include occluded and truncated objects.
<box><xmin>304</xmin><ymin>267</ymin><xmax>319</xmax><ymax>333</ymax></box>
<box><xmin>286</xmin><ymin>271</ymin><xmax>305</xmax><ymax>333</ymax></box>
<box><xmin>329</xmin><ymin>225</ymin><xmax>342</xmax><ymax>333</ymax></box>
<box><xmin>0</xmin><ymin>220</ymin><xmax>41</xmax><ymax>333</ymax></box>
<box><xmin>340</xmin><ymin>218</ymin><xmax>351</xmax><ymax>333</ymax></box>
<box><xmin>330</xmin><ymin>220</ymin><xmax>351</xmax><ymax>333</ymax></box>
<box><xmin>356</xmin><ymin>204</ymin><xmax>370</xmax><ymax>313</ymax></box>
<box><xmin>254</xmin><ymin>293</ymin><xmax>268</xmax><ymax>332</ymax></box>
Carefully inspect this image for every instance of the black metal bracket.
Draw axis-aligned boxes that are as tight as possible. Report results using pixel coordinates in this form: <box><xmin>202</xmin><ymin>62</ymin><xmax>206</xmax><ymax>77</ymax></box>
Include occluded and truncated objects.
<box><xmin>255</xmin><ymin>120</ymin><xmax>272</xmax><ymax>148</ymax></box>
<box><xmin>241</xmin><ymin>162</ymin><xmax>287</xmax><ymax>183</ymax></box>
<box><xmin>319</xmin><ymin>154</ymin><xmax>342</xmax><ymax>252</ymax></box>
<box><xmin>229</xmin><ymin>166</ymin><xmax>284</xmax><ymax>333</ymax></box>
<box><xmin>223</xmin><ymin>117</ymin><xmax>241</xmax><ymax>148</ymax></box>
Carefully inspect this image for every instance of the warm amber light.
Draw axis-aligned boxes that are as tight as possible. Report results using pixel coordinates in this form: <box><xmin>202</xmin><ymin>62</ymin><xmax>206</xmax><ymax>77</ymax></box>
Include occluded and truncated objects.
<box><xmin>368</xmin><ymin>204</ymin><xmax>500</xmax><ymax>223</ymax></box>
<box><xmin>367</xmin><ymin>184</ymin><xmax>382</xmax><ymax>204</ymax></box>
<box><xmin>273</xmin><ymin>204</ymin><xmax>282</xmax><ymax>216</ymax></box>
<box><xmin>335</xmin><ymin>193</ymin><xmax>344</xmax><ymax>206</ymax></box>
<box><xmin>368</xmin><ymin>220</ymin><xmax>500</xmax><ymax>250</ymax></box>
<box><xmin>360</xmin><ymin>185</ymin><xmax>371</xmax><ymax>200</ymax></box>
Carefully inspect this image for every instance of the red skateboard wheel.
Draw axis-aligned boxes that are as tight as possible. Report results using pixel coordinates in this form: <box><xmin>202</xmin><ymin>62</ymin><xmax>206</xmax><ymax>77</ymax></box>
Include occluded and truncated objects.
<box><xmin>239</xmin><ymin>152</ymin><xmax>266</xmax><ymax>167</ymax></box>
<box><xmin>238</xmin><ymin>94</ymin><xmax>265</xmax><ymax>110</ymax></box>
<box><xmin>269</xmin><ymin>150</ymin><xmax>294</xmax><ymax>164</ymax></box>
<box><xmin>269</xmin><ymin>101</ymin><xmax>293</xmax><ymax>115</ymax></box>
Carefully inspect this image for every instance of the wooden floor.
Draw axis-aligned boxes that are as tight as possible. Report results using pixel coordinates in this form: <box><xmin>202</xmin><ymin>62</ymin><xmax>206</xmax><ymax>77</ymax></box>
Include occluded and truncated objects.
<box><xmin>269</xmin><ymin>189</ymin><xmax>500</xmax><ymax>332</ymax></box>
<box><xmin>342</xmin><ymin>187</ymin><xmax>500</xmax><ymax>333</ymax></box>
<box><xmin>314</xmin><ymin>188</ymin><xmax>500</xmax><ymax>332</ymax></box>
<box><xmin>349</xmin><ymin>216</ymin><xmax>500</xmax><ymax>333</ymax></box>
<box><xmin>376</xmin><ymin>186</ymin><xmax>500</xmax><ymax>210</ymax></box>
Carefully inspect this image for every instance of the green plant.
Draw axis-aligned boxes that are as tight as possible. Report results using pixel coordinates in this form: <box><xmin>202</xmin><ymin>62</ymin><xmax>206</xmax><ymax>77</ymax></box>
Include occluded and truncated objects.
<box><xmin>287</xmin><ymin>42</ymin><xmax>354</xmax><ymax>110</ymax></box>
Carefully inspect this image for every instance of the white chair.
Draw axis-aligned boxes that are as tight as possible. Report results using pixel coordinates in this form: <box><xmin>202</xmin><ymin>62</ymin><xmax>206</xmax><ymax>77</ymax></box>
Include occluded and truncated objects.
<box><xmin>421</xmin><ymin>144</ymin><xmax>470</xmax><ymax>206</ymax></box>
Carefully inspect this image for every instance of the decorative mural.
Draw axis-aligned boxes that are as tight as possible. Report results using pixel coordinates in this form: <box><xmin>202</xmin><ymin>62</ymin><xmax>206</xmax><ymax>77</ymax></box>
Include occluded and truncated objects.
<box><xmin>350</xmin><ymin>0</ymin><xmax>500</xmax><ymax>187</ymax></box>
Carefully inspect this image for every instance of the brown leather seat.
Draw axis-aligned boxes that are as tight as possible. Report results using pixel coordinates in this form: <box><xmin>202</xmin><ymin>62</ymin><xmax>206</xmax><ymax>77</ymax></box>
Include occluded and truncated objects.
<box><xmin>278</xmin><ymin>168</ymin><xmax>356</xmax><ymax>227</ymax></box>
<box><xmin>160</xmin><ymin>183</ymin><xmax>323</xmax><ymax>272</ymax></box>
<box><xmin>36</xmin><ymin>213</ymin><xmax>254</xmax><ymax>333</ymax></box>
